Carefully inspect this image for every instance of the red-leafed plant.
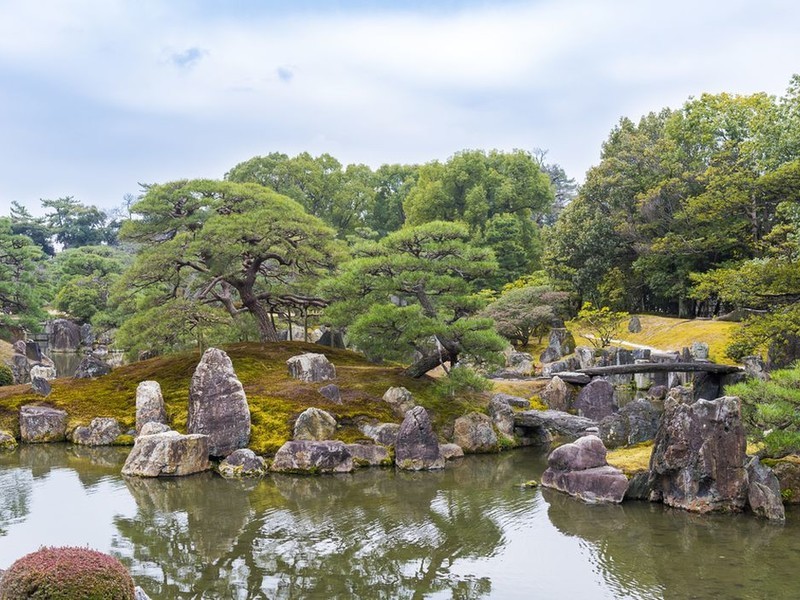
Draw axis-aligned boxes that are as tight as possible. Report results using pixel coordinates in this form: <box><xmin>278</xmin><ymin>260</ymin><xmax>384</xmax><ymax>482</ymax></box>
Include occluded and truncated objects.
<box><xmin>0</xmin><ymin>546</ymin><xmax>135</xmax><ymax>600</ymax></box>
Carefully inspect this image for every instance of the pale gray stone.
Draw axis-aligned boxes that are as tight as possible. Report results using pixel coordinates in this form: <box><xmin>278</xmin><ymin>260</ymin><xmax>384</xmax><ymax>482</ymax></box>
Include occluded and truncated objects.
<box><xmin>286</xmin><ymin>352</ymin><xmax>336</xmax><ymax>382</ymax></box>
<box><xmin>136</xmin><ymin>380</ymin><xmax>168</xmax><ymax>434</ymax></box>
<box><xmin>293</xmin><ymin>407</ymin><xmax>337</xmax><ymax>441</ymax></box>
<box><xmin>71</xmin><ymin>417</ymin><xmax>122</xmax><ymax>446</ymax></box>
<box><xmin>19</xmin><ymin>404</ymin><xmax>68</xmax><ymax>443</ymax></box>
<box><xmin>219</xmin><ymin>448</ymin><xmax>268</xmax><ymax>478</ymax></box>
<box><xmin>121</xmin><ymin>431</ymin><xmax>211</xmax><ymax>477</ymax></box>
<box><xmin>346</xmin><ymin>443</ymin><xmax>391</xmax><ymax>467</ymax></box>
<box><xmin>271</xmin><ymin>440</ymin><xmax>354</xmax><ymax>473</ymax></box>
<box><xmin>382</xmin><ymin>386</ymin><xmax>416</xmax><ymax>418</ymax></box>
<box><xmin>453</xmin><ymin>412</ymin><xmax>498</xmax><ymax>453</ymax></box>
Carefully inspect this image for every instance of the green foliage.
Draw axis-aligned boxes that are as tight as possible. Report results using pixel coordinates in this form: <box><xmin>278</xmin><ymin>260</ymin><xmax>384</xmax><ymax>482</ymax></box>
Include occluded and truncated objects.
<box><xmin>726</xmin><ymin>364</ymin><xmax>800</xmax><ymax>457</ymax></box>
<box><xmin>574</xmin><ymin>302</ymin><xmax>629</xmax><ymax>348</ymax></box>
<box><xmin>726</xmin><ymin>304</ymin><xmax>800</xmax><ymax>362</ymax></box>
<box><xmin>0</xmin><ymin>546</ymin><xmax>136</xmax><ymax>600</ymax></box>
<box><xmin>433</xmin><ymin>366</ymin><xmax>492</xmax><ymax>398</ymax></box>
<box><xmin>323</xmin><ymin>221</ymin><xmax>506</xmax><ymax>376</ymax></box>
<box><xmin>0</xmin><ymin>217</ymin><xmax>48</xmax><ymax>329</ymax></box>
<box><xmin>480</xmin><ymin>285</ymin><xmax>570</xmax><ymax>347</ymax></box>
<box><xmin>42</xmin><ymin>196</ymin><xmax>117</xmax><ymax>248</ymax></box>
<box><xmin>0</xmin><ymin>364</ymin><xmax>13</xmax><ymax>386</ymax></box>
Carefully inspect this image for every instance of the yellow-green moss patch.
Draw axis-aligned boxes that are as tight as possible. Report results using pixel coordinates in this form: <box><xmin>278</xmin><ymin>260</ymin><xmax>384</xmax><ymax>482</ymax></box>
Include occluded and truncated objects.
<box><xmin>606</xmin><ymin>442</ymin><xmax>654</xmax><ymax>476</ymax></box>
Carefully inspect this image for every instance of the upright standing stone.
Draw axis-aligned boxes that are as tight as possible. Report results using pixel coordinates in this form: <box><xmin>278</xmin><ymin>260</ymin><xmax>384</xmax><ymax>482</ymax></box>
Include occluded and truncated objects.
<box><xmin>395</xmin><ymin>406</ymin><xmax>444</xmax><ymax>470</ymax></box>
<box><xmin>574</xmin><ymin>378</ymin><xmax>617</xmax><ymax>420</ymax></box>
<box><xmin>628</xmin><ymin>316</ymin><xmax>642</xmax><ymax>333</ymax></box>
<box><xmin>50</xmin><ymin>319</ymin><xmax>82</xmax><ymax>352</ymax></box>
<box><xmin>746</xmin><ymin>456</ymin><xmax>785</xmax><ymax>521</ymax></box>
<box><xmin>135</xmin><ymin>381</ymin><xmax>168</xmax><ymax>434</ymax></box>
<box><xmin>540</xmin><ymin>376</ymin><xmax>576</xmax><ymax>412</ymax></box>
<box><xmin>10</xmin><ymin>353</ymin><xmax>30</xmax><ymax>384</ymax></box>
<box><xmin>187</xmin><ymin>348</ymin><xmax>251</xmax><ymax>457</ymax></box>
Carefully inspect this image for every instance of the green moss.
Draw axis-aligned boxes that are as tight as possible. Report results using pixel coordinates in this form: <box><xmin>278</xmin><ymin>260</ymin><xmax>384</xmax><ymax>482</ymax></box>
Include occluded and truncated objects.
<box><xmin>606</xmin><ymin>442</ymin><xmax>654</xmax><ymax>476</ymax></box>
<box><xmin>113</xmin><ymin>434</ymin><xmax>135</xmax><ymax>446</ymax></box>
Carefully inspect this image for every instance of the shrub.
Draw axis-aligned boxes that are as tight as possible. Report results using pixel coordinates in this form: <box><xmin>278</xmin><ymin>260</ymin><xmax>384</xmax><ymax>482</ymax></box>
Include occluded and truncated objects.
<box><xmin>0</xmin><ymin>546</ymin><xmax>136</xmax><ymax>600</ymax></box>
<box><xmin>0</xmin><ymin>364</ymin><xmax>13</xmax><ymax>386</ymax></box>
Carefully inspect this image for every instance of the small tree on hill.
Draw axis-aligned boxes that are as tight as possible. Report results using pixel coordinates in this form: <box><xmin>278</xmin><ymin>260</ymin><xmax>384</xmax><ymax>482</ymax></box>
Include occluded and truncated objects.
<box><xmin>574</xmin><ymin>302</ymin><xmax>629</xmax><ymax>348</ymax></box>
<box><xmin>481</xmin><ymin>285</ymin><xmax>570</xmax><ymax>348</ymax></box>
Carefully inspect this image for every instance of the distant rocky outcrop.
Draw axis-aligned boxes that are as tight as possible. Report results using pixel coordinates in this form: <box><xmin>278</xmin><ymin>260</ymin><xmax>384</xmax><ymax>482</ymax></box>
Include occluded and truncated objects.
<box><xmin>271</xmin><ymin>440</ymin><xmax>354</xmax><ymax>473</ymax></box>
<box><xmin>70</xmin><ymin>417</ymin><xmax>122</xmax><ymax>446</ymax></box>
<box><xmin>19</xmin><ymin>405</ymin><xmax>68</xmax><ymax>443</ymax></box>
<box><xmin>122</xmin><ymin>431</ymin><xmax>211</xmax><ymax>477</ymax></box>
<box><xmin>293</xmin><ymin>407</ymin><xmax>337</xmax><ymax>441</ymax></box>
<box><xmin>50</xmin><ymin>319</ymin><xmax>82</xmax><ymax>352</ymax></box>
<box><xmin>648</xmin><ymin>391</ymin><xmax>748</xmax><ymax>513</ymax></box>
<box><xmin>541</xmin><ymin>435</ymin><xmax>628</xmax><ymax>503</ymax></box>
<box><xmin>73</xmin><ymin>354</ymin><xmax>112</xmax><ymax>379</ymax></box>
<box><xmin>395</xmin><ymin>406</ymin><xmax>444</xmax><ymax>470</ymax></box>
<box><xmin>187</xmin><ymin>348</ymin><xmax>251</xmax><ymax>457</ymax></box>
<box><xmin>135</xmin><ymin>381</ymin><xmax>168</xmax><ymax>435</ymax></box>
<box><xmin>286</xmin><ymin>353</ymin><xmax>336</xmax><ymax>382</ymax></box>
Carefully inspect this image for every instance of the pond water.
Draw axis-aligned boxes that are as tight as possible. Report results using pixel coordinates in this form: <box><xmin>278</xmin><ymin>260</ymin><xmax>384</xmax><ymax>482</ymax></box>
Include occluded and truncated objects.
<box><xmin>1</xmin><ymin>445</ymin><xmax>799</xmax><ymax>599</ymax></box>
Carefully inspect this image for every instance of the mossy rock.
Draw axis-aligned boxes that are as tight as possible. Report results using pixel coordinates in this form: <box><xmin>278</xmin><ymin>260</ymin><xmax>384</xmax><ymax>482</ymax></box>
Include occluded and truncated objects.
<box><xmin>0</xmin><ymin>546</ymin><xmax>136</xmax><ymax>599</ymax></box>
<box><xmin>0</xmin><ymin>429</ymin><xmax>17</xmax><ymax>451</ymax></box>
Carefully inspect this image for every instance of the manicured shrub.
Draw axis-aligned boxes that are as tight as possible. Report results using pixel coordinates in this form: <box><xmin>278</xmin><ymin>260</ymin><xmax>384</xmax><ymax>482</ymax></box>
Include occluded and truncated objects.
<box><xmin>0</xmin><ymin>364</ymin><xmax>13</xmax><ymax>387</ymax></box>
<box><xmin>0</xmin><ymin>546</ymin><xmax>136</xmax><ymax>600</ymax></box>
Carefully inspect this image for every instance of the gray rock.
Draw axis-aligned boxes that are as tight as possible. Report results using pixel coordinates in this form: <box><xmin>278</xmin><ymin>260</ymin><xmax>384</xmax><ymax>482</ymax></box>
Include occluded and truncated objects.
<box><xmin>50</xmin><ymin>319</ymin><xmax>82</xmax><ymax>352</ymax></box>
<box><xmin>746</xmin><ymin>456</ymin><xmax>785</xmax><ymax>521</ymax></box>
<box><xmin>270</xmin><ymin>440</ymin><xmax>354</xmax><ymax>473</ymax></box>
<box><xmin>628</xmin><ymin>316</ymin><xmax>642</xmax><ymax>333</ymax></box>
<box><xmin>647</xmin><ymin>385</ymin><xmax>668</xmax><ymax>400</ymax></box>
<box><xmin>490</xmin><ymin>393</ymin><xmax>530</xmax><ymax>409</ymax></box>
<box><xmin>633</xmin><ymin>348</ymin><xmax>651</xmax><ymax>361</ymax></box>
<box><xmin>648</xmin><ymin>395</ymin><xmax>748</xmax><ymax>513</ymax></box>
<box><xmin>293</xmin><ymin>407</ymin><xmax>337</xmax><ymax>441</ymax></box>
<box><xmin>19</xmin><ymin>404</ymin><xmax>68</xmax><ymax>442</ymax></box>
<box><xmin>771</xmin><ymin>459</ymin><xmax>800</xmax><ymax>504</ymax></box>
<box><xmin>556</xmin><ymin>371</ymin><xmax>592</xmax><ymax>385</ymax></box>
<box><xmin>318</xmin><ymin>383</ymin><xmax>342</xmax><ymax>403</ymax></box>
<box><xmin>395</xmin><ymin>406</ymin><xmax>444</xmax><ymax>471</ymax></box>
<box><xmin>439</xmin><ymin>443</ymin><xmax>465</xmax><ymax>460</ymax></box>
<box><xmin>12</xmin><ymin>340</ymin><xmax>26</xmax><ymax>355</ymax></box>
<box><xmin>541</xmin><ymin>436</ymin><xmax>627</xmax><ymax>503</ymax></box>
<box><xmin>135</xmin><ymin>381</ymin><xmax>168</xmax><ymax>435</ymax></box>
<box><xmin>488</xmin><ymin>396</ymin><xmax>515</xmax><ymax>438</ymax></box>
<box><xmin>121</xmin><ymin>431</ymin><xmax>211</xmax><ymax>477</ymax></box>
<box><xmin>359</xmin><ymin>422</ymin><xmax>400</xmax><ymax>447</ymax></box>
<box><xmin>547</xmin><ymin>328</ymin><xmax>576</xmax><ymax>358</ymax></box>
<box><xmin>742</xmin><ymin>355</ymin><xmax>768</xmax><ymax>381</ymax></box>
<box><xmin>30</xmin><ymin>376</ymin><xmax>51</xmax><ymax>397</ymax></box>
<box><xmin>29</xmin><ymin>364</ymin><xmax>56</xmax><ymax>381</ymax></box>
<box><xmin>382</xmin><ymin>386</ymin><xmax>416</xmax><ymax>418</ymax></box>
<box><xmin>80</xmin><ymin>322</ymin><xmax>94</xmax><ymax>347</ymax></box>
<box><xmin>218</xmin><ymin>448</ymin><xmax>268</xmax><ymax>478</ymax></box>
<box><xmin>139</xmin><ymin>422</ymin><xmax>171</xmax><ymax>436</ymax></box>
<box><xmin>574</xmin><ymin>378</ymin><xmax>617</xmax><ymax>420</ymax></box>
<box><xmin>634</xmin><ymin>360</ymin><xmax>654</xmax><ymax>390</ymax></box>
<box><xmin>10</xmin><ymin>353</ymin><xmax>30</xmax><ymax>384</ymax></box>
<box><xmin>598</xmin><ymin>399</ymin><xmax>661</xmax><ymax>449</ymax></box>
<box><xmin>514</xmin><ymin>409</ymin><xmax>596</xmax><ymax>439</ymax></box>
<box><xmin>575</xmin><ymin>346</ymin><xmax>596</xmax><ymax>370</ymax></box>
<box><xmin>73</xmin><ymin>354</ymin><xmax>111</xmax><ymax>379</ymax></box>
<box><xmin>692</xmin><ymin>370</ymin><xmax>721</xmax><ymax>402</ymax></box>
<box><xmin>625</xmin><ymin>471</ymin><xmax>652</xmax><ymax>500</ymax></box>
<box><xmin>690</xmin><ymin>341</ymin><xmax>710</xmax><ymax>360</ymax></box>
<box><xmin>287</xmin><ymin>352</ymin><xmax>336</xmax><ymax>382</ymax></box>
<box><xmin>346</xmin><ymin>443</ymin><xmax>392</xmax><ymax>467</ymax></box>
<box><xmin>540</xmin><ymin>375</ymin><xmax>576</xmax><ymax>412</ymax></box>
<box><xmin>187</xmin><ymin>348</ymin><xmax>251</xmax><ymax>457</ymax></box>
<box><xmin>539</xmin><ymin>346</ymin><xmax>561</xmax><ymax>364</ymax></box>
<box><xmin>453</xmin><ymin>412</ymin><xmax>498</xmax><ymax>453</ymax></box>
<box><xmin>71</xmin><ymin>417</ymin><xmax>122</xmax><ymax>446</ymax></box>
<box><xmin>134</xmin><ymin>586</ymin><xmax>152</xmax><ymax>600</ymax></box>
<box><xmin>316</xmin><ymin>328</ymin><xmax>345</xmax><ymax>348</ymax></box>
<box><xmin>0</xmin><ymin>430</ymin><xmax>18</xmax><ymax>451</ymax></box>
<box><xmin>541</xmin><ymin>356</ymin><xmax>581</xmax><ymax>377</ymax></box>
<box><xmin>504</xmin><ymin>351</ymin><xmax>534</xmax><ymax>376</ymax></box>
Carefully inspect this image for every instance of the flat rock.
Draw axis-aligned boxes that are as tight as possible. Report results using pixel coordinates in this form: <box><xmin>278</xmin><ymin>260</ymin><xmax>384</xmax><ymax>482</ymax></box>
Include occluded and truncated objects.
<box><xmin>514</xmin><ymin>409</ymin><xmax>596</xmax><ymax>439</ymax></box>
<box><xmin>71</xmin><ymin>417</ymin><xmax>122</xmax><ymax>446</ymax></box>
<box><xmin>395</xmin><ymin>406</ymin><xmax>444</xmax><ymax>470</ymax></box>
<box><xmin>219</xmin><ymin>448</ymin><xmax>268</xmax><ymax>478</ymax></box>
<box><xmin>271</xmin><ymin>440</ymin><xmax>354</xmax><ymax>473</ymax></box>
<box><xmin>121</xmin><ymin>431</ymin><xmax>211</xmax><ymax>477</ymax></box>
<box><xmin>187</xmin><ymin>348</ymin><xmax>251</xmax><ymax>457</ymax></box>
<box><xmin>346</xmin><ymin>443</ymin><xmax>392</xmax><ymax>467</ymax></box>
<box><xmin>136</xmin><ymin>381</ymin><xmax>168</xmax><ymax>434</ymax></box>
<box><xmin>453</xmin><ymin>412</ymin><xmax>498</xmax><ymax>453</ymax></box>
<box><xmin>139</xmin><ymin>422</ymin><xmax>171</xmax><ymax>436</ymax></box>
<box><xmin>293</xmin><ymin>407</ymin><xmax>337</xmax><ymax>441</ymax></box>
<box><xmin>286</xmin><ymin>352</ymin><xmax>336</xmax><ymax>382</ymax></box>
<box><xmin>542</xmin><ymin>465</ymin><xmax>629</xmax><ymax>503</ymax></box>
<box><xmin>19</xmin><ymin>404</ymin><xmax>68</xmax><ymax>443</ymax></box>
<box><xmin>491</xmin><ymin>393</ymin><xmax>530</xmax><ymax>409</ymax></box>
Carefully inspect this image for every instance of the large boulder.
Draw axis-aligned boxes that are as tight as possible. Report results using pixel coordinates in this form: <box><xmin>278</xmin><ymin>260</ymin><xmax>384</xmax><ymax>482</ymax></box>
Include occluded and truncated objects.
<box><xmin>19</xmin><ymin>405</ymin><xmax>68</xmax><ymax>443</ymax></box>
<box><xmin>270</xmin><ymin>440</ymin><xmax>354</xmax><ymax>473</ymax></box>
<box><xmin>293</xmin><ymin>407</ymin><xmax>337</xmax><ymax>441</ymax></box>
<box><xmin>574</xmin><ymin>378</ymin><xmax>617</xmax><ymax>420</ymax></box>
<box><xmin>121</xmin><ymin>431</ymin><xmax>211</xmax><ymax>477</ymax></box>
<box><xmin>452</xmin><ymin>412</ymin><xmax>498</xmax><ymax>453</ymax></box>
<box><xmin>771</xmin><ymin>457</ymin><xmax>800</xmax><ymax>504</ymax></box>
<box><xmin>187</xmin><ymin>348</ymin><xmax>251</xmax><ymax>457</ymax></box>
<box><xmin>382</xmin><ymin>386</ymin><xmax>416</xmax><ymax>418</ymax></box>
<box><xmin>488</xmin><ymin>396</ymin><xmax>515</xmax><ymax>438</ymax></box>
<box><xmin>10</xmin><ymin>353</ymin><xmax>30</xmax><ymax>384</ymax></box>
<box><xmin>30</xmin><ymin>376</ymin><xmax>52</xmax><ymax>397</ymax></box>
<box><xmin>540</xmin><ymin>376</ymin><xmax>577</xmax><ymax>412</ymax></box>
<box><xmin>648</xmin><ymin>394</ymin><xmax>748</xmax><ymax>513</ymax></box>
<box><xmin>70</xmin><ymin>417</ymin><xmax>122</xmax><ymax>446</ymax></box>
<box><xmin>514</xmin><ymin>409</ymin><xmax>596</xmax><ymax>439</ymax></box>
<box><xmin>598</xmin><ymin>399</ymin><xmax>661</xmax><ymax>449</ymax></box>
<box><xmin>504</xmin><ymin>351</ymin><xmax>534</xmax><ymax>376</ymax></box>
<box><xmin>746</xmin><ymin>456</ymin><xmax>785</xmax><ymax>521</ymax></box>
<box><xmin>218</xmin><ymin>448</ymin><xmax>268</xmax><ymax>478</ymax></box>
<box><xmin>346</xmin><ymin>443</ymin><xmax>392</xmax><ymax>467</ymax></box>
<box><xmin>541</xmin><ymin>435</ymin><xmax>628</xmax><ymax>503</ymax></box>
<box><xmin>286</xmin><ymin>352</ymin><xmax>336</xmax><ymax>382</ymax></box>
<box><xmin>29</xmin><ymin>364</ymin><xmax>56</xmax><ymax>381</ymax></box>
<box><xmin>545</xmin><ymin>328</ymin><xmax>576</xmax><ymax>359</ymax></box>
<box><xmin>395</xmin><ymin>406</ymin><xmax>444</xmax><ymax>470</ymax></box>
<box><xmin>135</xmin><ymin>381</ymin><xmax>169</xmax><ymax>435</ymax></box>
<box><xmin>50</xmin><ymin>319</ymin><xmax>82</xmax><ymax>352</ymax></box>
<box><xmin>73</xmin><ymin>354</ymin><xmax>112</xmax><ymax>379</ymax></box>
<box><xmin>358</xmin><ymin>422</ymin><xmax>400</xmax><ymax>447</ymax></box>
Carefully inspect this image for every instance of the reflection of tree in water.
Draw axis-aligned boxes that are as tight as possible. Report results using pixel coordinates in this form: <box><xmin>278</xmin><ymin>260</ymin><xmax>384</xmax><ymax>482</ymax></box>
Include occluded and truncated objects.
<box><xmin>544</xmin><ymin>489</ymin><xmax>800</xmax><ymax>600</ymax></box>
<box><xmin>115</xmin><ymin>450</ymin><xmax>541</xmax><ymax>599</ymax></box>
<box><xmin>0</xmin><ymin>468</ymin><xmax>32</xmax><ymax>536</ymax></box>
<box><xmin>15</xmin><ymin>443</ymin><xmax>128</xmax><ymax>488</ymax></box>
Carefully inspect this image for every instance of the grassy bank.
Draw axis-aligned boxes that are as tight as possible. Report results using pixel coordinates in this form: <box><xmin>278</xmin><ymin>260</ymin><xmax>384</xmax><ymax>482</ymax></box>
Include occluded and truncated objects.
<box><xmin>0</xmin><ymin>342</ymin><xmax>502</xmax><ymax>455</ymax></box>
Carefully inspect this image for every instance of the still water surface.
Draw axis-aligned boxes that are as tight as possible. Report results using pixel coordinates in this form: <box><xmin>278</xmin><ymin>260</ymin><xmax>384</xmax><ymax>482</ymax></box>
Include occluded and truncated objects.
<box><xmin>1</xmin><ymin>444</ymin><xmax>799</xmax><ymax>599</ymax></box>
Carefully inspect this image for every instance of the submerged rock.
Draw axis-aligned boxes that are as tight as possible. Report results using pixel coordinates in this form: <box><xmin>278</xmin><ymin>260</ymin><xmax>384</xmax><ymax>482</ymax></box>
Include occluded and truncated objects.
<box><xmin>135</xmin><ymin>381</ymin><xmax>168</xmax><ymax>435</ymax></box>
<box><xmin>286</xmin><ymin>352</ymin><xmax>336</xmax><ymax>382</ymax></box>
<box><xmin>122</xmin><ymin>431</ymin><xmax>211</xmax><ymax>477</ymax></box>
<box><xmin>395</xmin><ymin>406</ymin><xmax>444</xmax><ymax>471</ymax></box>
<box><xmin>219</xmin><ymin>448</ymin><xmax>268</xmax><ymax>478</ymax></box>
<box><xmin>187</xmin><ymin>348</ymin><xmax>251</xmax><ymax>457</ymax></box>
<box><xmin>19</xmin><ymin>405</ymin><xmax>68</xmax><ymax>443</ymax></box>
<box><xmin>271</xmin><ymin>440</ymin><xmax>354</xmax><ymax>473</ymax></box>
<box><xmin>541</xmin><ymin>435</ymin><xmax>628</xmax><ymax>503</ymax></box>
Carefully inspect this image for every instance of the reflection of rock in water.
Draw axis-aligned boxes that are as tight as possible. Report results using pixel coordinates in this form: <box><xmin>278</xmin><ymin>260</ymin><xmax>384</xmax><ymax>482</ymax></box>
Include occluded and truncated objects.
<box><xmin>544</xmin><ymin>488</ymin><xmax>793</xmax><ymax>599</ymax></box>
<box><xmin>16</xmin><ymin>443</ymin><xmax>128</xmax><ymax>486</ymax></box>
<box><xmin>0</xmin><ymin>468</ymin><xmax>32</xmax><ymax>535</ymax></box>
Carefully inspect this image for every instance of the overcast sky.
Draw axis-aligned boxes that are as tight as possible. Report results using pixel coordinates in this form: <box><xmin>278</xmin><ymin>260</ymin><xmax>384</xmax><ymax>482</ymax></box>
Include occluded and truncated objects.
<box><xmin>1</xmin><ymin>0</ymin><xmax>798</xmax><ymax>215</ymax></box>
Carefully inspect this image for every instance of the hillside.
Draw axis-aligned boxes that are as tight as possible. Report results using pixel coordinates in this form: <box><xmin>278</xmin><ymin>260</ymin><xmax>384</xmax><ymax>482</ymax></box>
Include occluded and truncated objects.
<box><xmin>0</xmin><ymin>342</ymin><xmax>503</xmax><ymax>455</ymax></box>
<box><xmin>571</xmin><ymin>315</ymin><xmax>740</xmax><ymax>365</ymax></box>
